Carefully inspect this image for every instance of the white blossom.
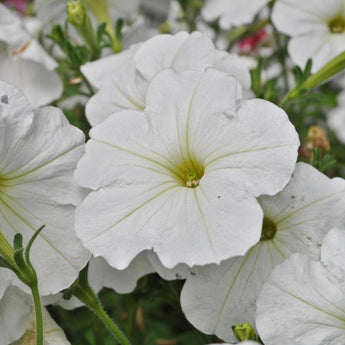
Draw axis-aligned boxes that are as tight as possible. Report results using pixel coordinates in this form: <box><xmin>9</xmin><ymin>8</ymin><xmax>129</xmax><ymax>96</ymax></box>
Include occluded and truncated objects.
<box><xmin>0</xmin><ymin>81</ymin><xmax>90</xmax><ymax>296</ymax></box>
<box><xmin>181</xmin><ymin>163</ymin><xmax>345</xmax><ymax>342</ymax></box>
<box><xmin>272</xmin><ymin>0</ymin><xmax>345</xmax><ymax>72</ymax></box>
<box><xmin>0</xmin><ymin>4</ymin><xmax>62</xmax><ymax>107</ymax></box>
<box><xmin>75</xmin><ymin>68</ymin><xmax>299</xmax><ymax>270</ymax></box>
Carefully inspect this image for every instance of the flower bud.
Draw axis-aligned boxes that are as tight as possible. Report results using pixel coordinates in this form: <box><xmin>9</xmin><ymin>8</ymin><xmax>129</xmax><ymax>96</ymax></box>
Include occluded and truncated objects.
<box><xmin>67</xmin><ymin>0</ymin><xmax>100</xmax><ymax>57</ymax></box>
<box><xmin>67</xmin><ymin>0</ymin><xmax>85</xmax><ymax>27</ymax></box>
<box><xmin>232</xmin><ymin>322</ymin><xmax>257</xmax><ymax>342</ymax></box>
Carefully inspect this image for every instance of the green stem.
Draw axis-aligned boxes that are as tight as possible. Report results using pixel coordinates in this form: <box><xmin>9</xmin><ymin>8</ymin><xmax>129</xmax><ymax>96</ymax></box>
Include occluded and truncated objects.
<box><xmin>281</xmin><ymin>50</ymin><xmax>345</xmax><ymax>107</ymax></box>
<box><xmin>83</xmin><ymin>0</ymin><xmax>118</xmax><ymax>52</ymax></box>
<box><xmin>31</xmin><ymin>283</ymin><xmax>43</xmax><ymax>345</ymax></box>
<box><xmin>93</xmin><ymin>303</ymin><xmax>132</xmax><ymax>345</ymax></box>
<box><xmin>73</xmin><ymin>265</ymin><xmax>132</xmax><ymax>345</ymax></box>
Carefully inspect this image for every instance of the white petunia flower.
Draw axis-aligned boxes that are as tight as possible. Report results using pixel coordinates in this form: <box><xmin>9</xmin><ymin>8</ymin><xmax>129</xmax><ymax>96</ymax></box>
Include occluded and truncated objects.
<box><xmin>181</xmin><ymin>163</ymin><xmax>345</xmax><ymax>342</ymax></box>
<box><xmin>0</xmin><ymin>4</ymin><xmax>63</xmax><ymax>107</ymax></box>
<box><xmin>81</xmin><ymin>31</ymin><xmax>251</xmax><ymax>126</ymax></box>
<box><xmin>75</xmin><ymin>68</ymin><xmax>299</xmax><ymax>270</ymax></box>
<box><xmin>202</xmin><ymin>0</ymin><xmax>269</xmax><ymax>30</ymax></box>
<box><xmin>0</xmin><ymin>285</ymin><xmax>71</xmax><ymax>345</ymax></box>
<box><xmin>0</xmin><ymin>81</ymin><xmax>90</xmax><ymax>296</ymax></box>
<box><xmin>256</xmin><ymin>233</ymin><xmax>345</xmax><ymax>345</ymax></box>
<box><xmin>272</xmin><ymin>0</ymin><xmax>345</xmax><ymax>73</ymax></box>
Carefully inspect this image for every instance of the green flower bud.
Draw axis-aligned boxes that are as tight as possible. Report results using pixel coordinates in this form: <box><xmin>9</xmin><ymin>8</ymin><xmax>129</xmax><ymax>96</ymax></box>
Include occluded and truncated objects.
<box><xmin>67</xmin><ymin>0</ymin><xmax>100</xmax><ymax>57</ymax></box>
<box><xmin>232</xmin><ymin>322</ymin><xmax>257</xmax><ymax>342</ymax></box>
<box><xmin>67</xmin><ymin>0</ymin><xmax>86</xmax><ymax>27</ymax></box>
<box><xmin>159</xmin><ymin>21</ymin><xmax>171</xmax><ymax>34</ymax></box>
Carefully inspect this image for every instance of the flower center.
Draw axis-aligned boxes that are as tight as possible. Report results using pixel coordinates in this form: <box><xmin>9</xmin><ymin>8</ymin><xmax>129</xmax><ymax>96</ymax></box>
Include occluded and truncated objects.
<box><xmin>186</xmin><ymin>172</ymin><xmax>200</xmax><ymax>188</ymax></box>
<box><xmin>260</xmin><ymin>217</ymin><xmax>277</xmax><ymax>241</ymax></box>
<box><xmin>328</xmin><ymin>16</ymin><xmax>345</xmax><ymax>33</ymax></box>
<box><xmin>173</xmin><ymin>158</ymin><xmax>204</xmax><ymax>188</ymax></box>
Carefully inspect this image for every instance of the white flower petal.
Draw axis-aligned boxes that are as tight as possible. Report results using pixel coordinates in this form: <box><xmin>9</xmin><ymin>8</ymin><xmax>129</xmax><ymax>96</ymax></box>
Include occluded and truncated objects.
<box><xmin>2</xmin><ymin>106</ymin><xmax>85</xmax><ymax>205</ymax></box>
<box><xmin>134</xmin><ymin>31</ymin><xmax>215</xmax><ymax>81</ymax></box>
<box><xmin>0</xmin><ymin>270</ymin><xmax>12</xmax><ymax>299</ymax></box>
<box><xmin>213</xmin><ymin>50</ymin><xmax>251</xmax><ymax>91</ymax></box>
<box><xmin>0</xmin><ymin>78</ymin><xmax>33</xmax><ymax>124</ymax></box>
<box><xmin>85</xmin><ymin>69</ymin><xmax>145</xmax><ymax>126</ymax></box>
<box><xmin>74</xmin><ymin>110</ymin><xmax>171</xmax><ymax>191</ymax></box>
<box><xmin>288</xmin><ymin>32</ymin><xmax>344</xmax><ymax>72</ymax></box>
<box><xmin>0</xmin><ymin>54</ymin><xmax>62</xmax><ymax>107</ymax></box>
<box><xmin>34</xmin><ymin>0</ymin><xmax>69</xmax><ymax>26</ymax></box>
<box><xmin>205</xmin><ymin>99</ymin><xmax>299</xmax><ymax>197</ymax></box>
<box><xmin>256</xmin><ymin>253</ymin><xmax>345</xmax><ymax>345</ymax></box>
<box><xmin>271</xmin><ymin>0</ymin><xmax>332</xmax><ymax>36</ymax></box>
<box><xmin>12</xmin><ymin>306</ymin><xmax>71</xmax><ymax>345</ymax></box>
<box><xmin>202</xmin><ymin>0</ymin><xmax>269</xmax><ymax>29</ymax></box>
<box><xmin>321</xmin><ymin>228</ymin><xmax>345</xmax><ymax>273</ymax></box>
<box><xmin>81</xmin><ymin>44</ymin><xmax>140</xmax><ymax>89</ymax></box>
<box><xmin>181</xmin><ymin>241</ymin><xmax>288</xmax><ymax>341</ymax></box>
<box><xmin>145</xmin><ymin>69</ymin><xmax>241</xmax><ymax>158</ymax></box>
<box><xmin>0</xmin><ymin>4</ymin><xmax>29</xmax><ymax>50</ymax></box>
<box><xmin>21</xmin><ymin>39</ymin><xmax>58</xmax><ymax>71</ymax></box>
<box><xmin>154</xmin><ymin>178</ymin><xmax>263</xmax><ymax>267</ymax></box>
<box><xmin>88</xmin><ymin>252</ymin><xmax>154</xmax><ymax>294</ymax></box>
<box><xmin>0</xmin><ymin>286</ymin><xmax>31</xmax><ymax>345</ymax></box>
<box><xmin>106</xmin><ymin>0</ymin><xmax>140</xmax><ymax>20</ymax></box>
<box><xmin>147</xmin><ymin>250</ymin><xmax>192</xmax><ymax>280</ymax></box>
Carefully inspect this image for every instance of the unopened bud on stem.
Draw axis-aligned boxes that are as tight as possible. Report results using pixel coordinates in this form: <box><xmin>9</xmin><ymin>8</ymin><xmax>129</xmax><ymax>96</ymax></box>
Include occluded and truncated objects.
<box><xmin>67</xmin><ymin>0</ymin><xmax>100</xmax><ymax>57</ymax></box>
